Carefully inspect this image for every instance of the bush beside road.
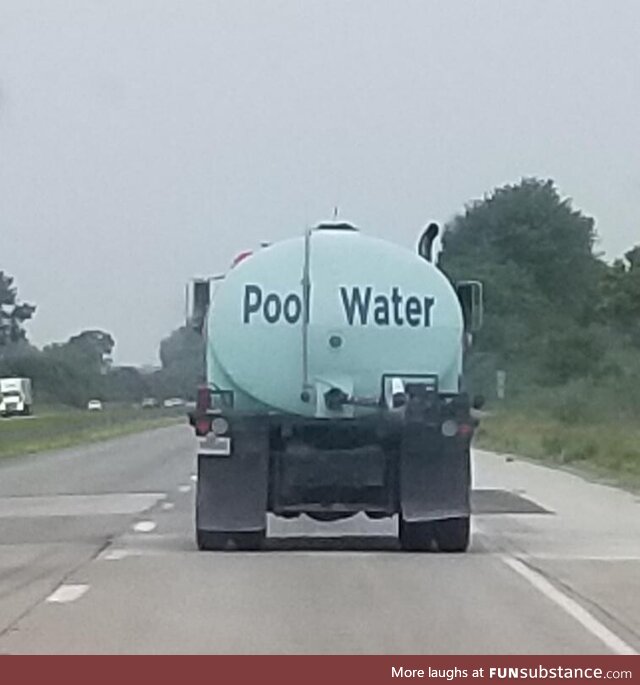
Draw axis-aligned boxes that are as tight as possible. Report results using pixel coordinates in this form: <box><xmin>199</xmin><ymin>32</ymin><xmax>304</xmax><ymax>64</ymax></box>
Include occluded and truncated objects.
<box><xmin>0</xmin><ymin>405</ymin><xmax>184</xmax><ymax>459</ymax></box>
<box><xmin>475</xmin><ymin>409</ymin><xmax>640</xmax><ymax>491</ymax></box>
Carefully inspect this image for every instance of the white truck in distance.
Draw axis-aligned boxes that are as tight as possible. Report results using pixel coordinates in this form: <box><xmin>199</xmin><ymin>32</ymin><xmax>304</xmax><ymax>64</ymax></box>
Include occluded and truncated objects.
<box><xmin>0</xmin><ymin>377</ymin><xmax>33</xmax><ymax>417</ymax></box>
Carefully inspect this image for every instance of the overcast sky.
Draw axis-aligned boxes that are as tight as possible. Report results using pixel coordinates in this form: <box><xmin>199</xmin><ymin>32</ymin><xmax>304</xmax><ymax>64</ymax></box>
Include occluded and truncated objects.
<box><xmin>1</xmin><ymin>1</ymin><xmax>639</xmax><ymax>364</ymax></box>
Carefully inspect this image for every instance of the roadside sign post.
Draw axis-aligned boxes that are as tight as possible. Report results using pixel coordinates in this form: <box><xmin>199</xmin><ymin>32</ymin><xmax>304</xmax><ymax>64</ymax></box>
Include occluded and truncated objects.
<box><xmin>496</xmin><ymin>370</ymin><xmax>506</xmax><ymax>400</ymax></box>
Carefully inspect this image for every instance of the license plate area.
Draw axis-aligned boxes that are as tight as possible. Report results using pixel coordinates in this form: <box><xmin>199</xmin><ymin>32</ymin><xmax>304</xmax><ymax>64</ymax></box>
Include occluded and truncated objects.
<box><xmin>199</xmin><ymin>435</ymin><xmax>231</xmax><ymax>457</ymax></box>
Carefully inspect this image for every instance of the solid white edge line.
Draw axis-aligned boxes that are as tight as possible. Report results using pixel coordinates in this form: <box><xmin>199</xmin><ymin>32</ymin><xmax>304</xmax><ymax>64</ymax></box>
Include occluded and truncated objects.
<box><xmin>502</xmin><ymin>555</ymin><xmax>637</xmax><ymax>656</ymax></box>
<box><xmin>46</xmin><ymin>584</ymin><xmax>89</xmax><ymax>604</ymax></box>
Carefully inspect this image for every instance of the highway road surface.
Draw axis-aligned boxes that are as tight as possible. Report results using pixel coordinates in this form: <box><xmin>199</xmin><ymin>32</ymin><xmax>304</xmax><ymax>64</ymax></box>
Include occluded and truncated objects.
<box><xmin>0</xmin><ymin>424</ymin><xmax>639</xmax><ymax>654</ymax></box>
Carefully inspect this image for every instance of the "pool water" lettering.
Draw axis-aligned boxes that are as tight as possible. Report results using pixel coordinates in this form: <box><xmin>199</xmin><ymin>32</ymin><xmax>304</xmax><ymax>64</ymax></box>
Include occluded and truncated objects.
<box><xmin>242</xmin><ymin>285</ymin><xmax>434</xmax><ymax>327</ymax></box>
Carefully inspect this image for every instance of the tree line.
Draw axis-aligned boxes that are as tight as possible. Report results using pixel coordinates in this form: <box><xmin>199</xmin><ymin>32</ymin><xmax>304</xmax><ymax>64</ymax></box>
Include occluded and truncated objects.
<box><xmin>0</xmin><ymin>273</ymin><xmax>204</xmax><ymax>406</ymax></box>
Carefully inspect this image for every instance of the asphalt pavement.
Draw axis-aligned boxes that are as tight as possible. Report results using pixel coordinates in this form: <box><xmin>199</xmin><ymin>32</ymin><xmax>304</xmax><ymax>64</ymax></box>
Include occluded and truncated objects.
<box><xmin>0</xmin><ymin>424</ymin><xmax>639</xmax><ymax>654</ymax></box>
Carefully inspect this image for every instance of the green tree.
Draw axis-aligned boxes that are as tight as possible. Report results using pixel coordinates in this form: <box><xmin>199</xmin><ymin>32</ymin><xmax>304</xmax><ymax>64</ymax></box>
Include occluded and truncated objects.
<box><xmin>0</xmin><ymin>271</ymin><xmax>36</xmax><ymax>354</ymax></box>
<box><xmin>36</xmin><ymin>330</ymin><xmax>116</xmax><ymax>404</ymax></box>
<box><xmin>158</xmin><ymin>326</ymin><xmax>205</xmax><ymax>399</ymax></box>
<box><xmin>104</xmin><ymin>365</ymin><xmax>149</xmax><ymax>402</ymax></box>
<box><xmin>598</xmin><ymin>244</ymin><xmax>640</xmax><ymax>344</ymax></box>
<box><xmin>0</xmin><ymin>349</ymin><xmax>97</xmax><ymax>407</ymax></box>
<box><xmin>438</xmin><ymin>178</ymin><xmax>603</xmax><ymax>385</ymax></box>
<box><xmin>45</xmin><ymin>329</ymin><xmax>115</xmax><ymax>376</ymax></box>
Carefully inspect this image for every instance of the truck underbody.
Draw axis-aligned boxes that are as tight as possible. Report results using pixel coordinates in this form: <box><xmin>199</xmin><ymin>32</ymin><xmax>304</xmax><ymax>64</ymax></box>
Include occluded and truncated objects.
<box><xmin>194</xmin><ymin>386</ymin><xmax>474</xmax><ymax>552</ymax></box>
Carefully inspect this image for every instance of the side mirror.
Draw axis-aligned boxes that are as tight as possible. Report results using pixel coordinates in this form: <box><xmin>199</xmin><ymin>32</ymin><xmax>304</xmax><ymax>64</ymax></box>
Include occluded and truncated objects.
<box><xmin>189</xmin><ymin>279</ymin><xmax>211</xmax><ymax>333</ymax></box>
<box><xmin>456</xmin><ymin>281</ymin><xmax>483</xmax><ymax>333</ymax></box>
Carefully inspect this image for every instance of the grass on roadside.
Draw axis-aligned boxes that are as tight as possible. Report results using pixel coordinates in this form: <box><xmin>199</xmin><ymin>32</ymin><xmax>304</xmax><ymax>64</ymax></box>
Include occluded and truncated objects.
<box><xmin>475</xmin><ymin>409</ymin><xmax>640</xmax><ymax>490</ymax></box>
<box><xmin>0</xmin><ymin>406</ymin><xmax>184</xmax><ymax>458</ymax></box>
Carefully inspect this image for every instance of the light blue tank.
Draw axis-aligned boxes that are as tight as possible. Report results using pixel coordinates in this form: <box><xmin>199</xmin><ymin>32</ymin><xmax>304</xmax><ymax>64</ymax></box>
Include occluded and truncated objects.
<box><xmin>207</xmin><ymin>224</ymin><xmax>463</xmax><ymax>417</ymax></box>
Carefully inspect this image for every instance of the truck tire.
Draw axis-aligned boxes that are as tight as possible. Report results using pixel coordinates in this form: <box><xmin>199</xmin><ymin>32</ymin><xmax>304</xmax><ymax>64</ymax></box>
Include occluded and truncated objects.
<box><xmin>433</xmin><ymin>517</ymin><xmax>470</xmax><ymax>553</ymax></box>
<box><xmin>197</xmin><ymin>529</ymin><xmax>265</xmax><ymax>552</ymax></box>
<box><xmin>399</xmin><ymin>518</ymin><xmax>436</xmax><ymax>552</ymax></box>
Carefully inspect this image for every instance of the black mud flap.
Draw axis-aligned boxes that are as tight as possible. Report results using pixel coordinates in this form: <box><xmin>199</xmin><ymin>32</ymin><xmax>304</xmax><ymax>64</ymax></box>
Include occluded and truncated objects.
<box><xmin>196</xmin><ymin>418</ymin><xmax>269</xmax><ymax>534</ymax></box>
<box><xmin>400</xmin><ymin>423</ymin><xmax>470</xmax><ymax>522</ymax></box>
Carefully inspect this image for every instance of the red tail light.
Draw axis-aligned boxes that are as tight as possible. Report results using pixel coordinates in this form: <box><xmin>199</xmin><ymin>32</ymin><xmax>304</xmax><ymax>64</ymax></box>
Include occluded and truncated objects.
<box><xmin>195</xmin><ymin>417</ymin><xmax>211</xmax><ymax>436</ymax></box>
<box><xmin>458</xmin><ymin>423</ymin><xmax>474</xmax><ymax>437</ymax></box>
<box><xmin>196</xmin><ymin>385</ymin><xmax>210</xmax><ymax>413</ymax></box>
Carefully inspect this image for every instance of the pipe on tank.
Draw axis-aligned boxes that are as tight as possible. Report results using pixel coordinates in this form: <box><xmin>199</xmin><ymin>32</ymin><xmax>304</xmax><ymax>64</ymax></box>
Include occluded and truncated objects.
<box><xmin>417</xmin><ymin>222</ymin><xmax>439</xmax><ymax>262</ymax></box>
<box><xmin>300</xmin><ymin>228</ymin><xmax>312</xmax><ymax>401</ymax></box>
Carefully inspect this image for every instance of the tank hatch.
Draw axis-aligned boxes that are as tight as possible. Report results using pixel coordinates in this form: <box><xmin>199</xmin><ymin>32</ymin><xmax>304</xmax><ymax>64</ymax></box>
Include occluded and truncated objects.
<box><xmin>313</xmin><ymin>221</ymin><xmax>359</xmax><ymax>232</ymax></box>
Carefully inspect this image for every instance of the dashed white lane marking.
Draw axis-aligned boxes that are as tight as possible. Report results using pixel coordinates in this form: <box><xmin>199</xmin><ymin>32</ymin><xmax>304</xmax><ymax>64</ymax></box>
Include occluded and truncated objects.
<box><xmin>190</xmin><ymin>474</ymin><xmax>197</xmax><ymax>482</ymax></box>
<box><xmin>46</xmin><ymin>584</ymin><xmax>89</xmax><ymax>604</ymax></box>
<box><xmin>178</xmin><ymin>485</ymin><xmax>191</xmax><ymax>493</ymax></box>
<box><xmin>0</xmin><ymin>493</ymin><xmax>166</xmax><ymax>518</ymax></box>
<box><xmin>99</xmin><ymin>549</ymin><xmax>130</xmax><ymax>561</ymax></box>
<box><xmin>502</xmin><ymin>556</ymin><xmax>638</xmax><ymax>656</ymax></box>
<box><xmin>133</xmin><ymin>520</ymin><xmax>157</xmax><ymax>533</ymax></box>
<box><xmin>161</xmin><ymin>502</ymin><xmax>175</xmax><ymax>511</ymax></box>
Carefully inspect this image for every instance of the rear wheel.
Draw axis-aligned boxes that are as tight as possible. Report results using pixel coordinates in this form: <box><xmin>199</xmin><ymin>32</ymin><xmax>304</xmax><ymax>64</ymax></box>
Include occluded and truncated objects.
<box><xmin>433</xmin><ymin>517</ymin><xmax>470</xmax><ymax>552</ymax></box>
<box><xmin>399</xmin><ymin>518</ymin><xmax>436</xmax><ymax>552</ymax></box>
<box><xmin>196</xmin><ymin>529</ymin><xmax>265</xmax><ymax>552</ymax></box>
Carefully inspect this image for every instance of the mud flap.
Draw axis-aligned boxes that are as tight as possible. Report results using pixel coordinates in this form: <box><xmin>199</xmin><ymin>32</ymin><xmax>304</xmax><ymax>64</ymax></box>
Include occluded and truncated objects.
<box><xmin>400</xmin><ymin>422</ymin><xmax>470</xmax><ymax>522</ymax></box>
<box><xmin>196</xmin><ymin>418</ymin><xmax>269</xmax><ymax>534</ymax></box>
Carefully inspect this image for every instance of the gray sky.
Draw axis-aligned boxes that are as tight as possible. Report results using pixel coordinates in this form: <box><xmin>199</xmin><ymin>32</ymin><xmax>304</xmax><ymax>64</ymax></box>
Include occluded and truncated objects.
<box><xmin>2</xmin><ymin>0</ymin><xmax>639</xmax><ymax>365</ymax></box>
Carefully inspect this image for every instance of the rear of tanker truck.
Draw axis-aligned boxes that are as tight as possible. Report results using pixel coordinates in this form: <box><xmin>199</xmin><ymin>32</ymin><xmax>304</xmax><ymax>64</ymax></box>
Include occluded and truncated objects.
<box><xmin>189</xmin><ymin>222</ymin><xmax>482</xmax><ymax>552</ymax></box>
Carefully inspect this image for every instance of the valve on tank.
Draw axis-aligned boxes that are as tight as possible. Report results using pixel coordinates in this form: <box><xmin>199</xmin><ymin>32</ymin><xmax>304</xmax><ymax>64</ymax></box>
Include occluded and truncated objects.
<box><xmin>324</xmin><ymin>387</ymin><xmax>350</xmax><ymax>411</ymax></box>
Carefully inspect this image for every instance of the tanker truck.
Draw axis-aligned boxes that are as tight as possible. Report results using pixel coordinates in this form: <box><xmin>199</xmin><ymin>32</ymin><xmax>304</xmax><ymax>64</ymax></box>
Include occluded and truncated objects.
<box><xmin>188</xmin><ymin>221</ymin><xmax>483</xmax><ymax>552</ymax></box>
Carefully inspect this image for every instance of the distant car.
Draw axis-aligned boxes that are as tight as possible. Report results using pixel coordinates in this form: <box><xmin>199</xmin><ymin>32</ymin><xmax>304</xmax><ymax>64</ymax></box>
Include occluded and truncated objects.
<box><xmin>87</xmin><ymin>399</ymin><xmax>103</xmax><ymax>411</ymax></box>
<box><xmin>163</xmin><ymin>397</ymin><xmax>184</xmax><ymax>408</ymax></box>
<box><xmin>141</xmin><ymin>397</ymin><xmax>158</xmax><ymax>409</ymax></box>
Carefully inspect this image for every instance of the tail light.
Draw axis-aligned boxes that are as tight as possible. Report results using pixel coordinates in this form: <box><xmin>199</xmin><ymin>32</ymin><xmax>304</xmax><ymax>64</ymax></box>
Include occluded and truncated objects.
<box><xmin>441</xmin><ymin>419</ymin><xmax>458</xmax><ymax>437</ymax></box>
<box><xmin>196</xmin><ymin>385</ymin><xmax>210</xmax><ymax>413</ymax></box>
<box><xmin>211</xmin><ymin>416</ymin><xmax>229</xmax><ymax>435</ymax></box>
<box><xmin>442</xmin><ymin>419</ymin><xmax>475</xmax><ymax>438</ymax></box>
<box><xmin>457</xmin><ymin>423</ymin><xmax>474</xmax><ymax>437</ymax></box>
<box><xmin>195</xmin><ymin>417</ymin><xmax>211</xmax><ymax>436</ymax></box>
